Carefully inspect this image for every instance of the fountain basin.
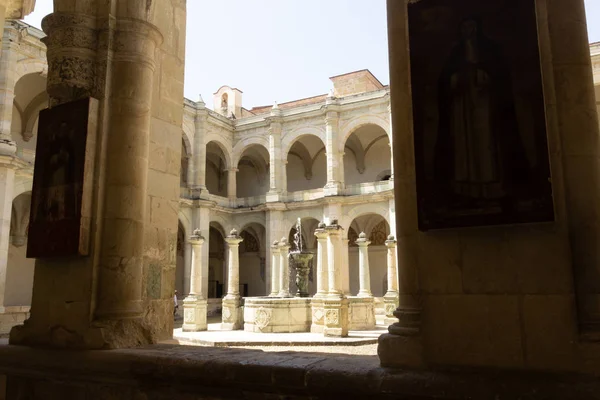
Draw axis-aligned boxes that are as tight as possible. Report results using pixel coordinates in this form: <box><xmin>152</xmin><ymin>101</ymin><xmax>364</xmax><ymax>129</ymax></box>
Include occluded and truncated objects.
<box><xmin>244</xmin><ymin>297</ymin><xmax>311</xmax><ymax>333</ymax></box>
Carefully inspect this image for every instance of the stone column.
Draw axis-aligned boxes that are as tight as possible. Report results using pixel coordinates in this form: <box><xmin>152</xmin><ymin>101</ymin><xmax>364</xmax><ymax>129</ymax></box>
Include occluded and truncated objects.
<box><xmin>278</xmin><ymin>238</ymin><xmax>291</xmax><ymax>297</ymax></box>
<box><xmin>227</xmin><ymin>168</ymin><xmax>237</xmax><ymax>200</ymax></box>
<box><xmin>341</xmin><ymin>238</ymin><xmax>350</xmax><ymax>295</ymax></box>
<box><xmin>266</xmin><ymin>105</ymin><xmax>283</xmax><ymax>202</ymax></box>
<box><xmin>0</xmin><ymin>27</ymin><xmax>19</xmax><ymax>156</ymax></box>
<box><xmin>378</xmin><ymin>0</ymin><xmax>424</xmax><ymax>367</ymax></box>
<box><xmin>323</xmin><ymin>220</ymin><xmax>348</xmax><ymax>337</ymax></box>
<box><xmin>222</xmin><ymin>228</ymin><xmax>243</xmax><ymax>330</ymax></box>
<box><xmin>192</xmin><ymin>99</ymin><xmax>208</xmax><ymax>196</ymax></box>
<box><xmin>182</xmin><ymin>230</ymin><xmax>207</xmax><ymax>332</ymax></box>
<box><xmin>0</xmin><ymin>157</ymin><xmax>24</xmax><ymax>313</ymax></box>
<box><xmin>269</xmin><ymin>241</ymin><xmax>280</xmax><ymax>296</ymax></box>
<box><xmin>326</xmin><ymin>223</ymin><xmax>343</xmax><ymax>298</ymax></box>
<box><xmin>356</xmin><ymin>233</ymin><xmax>373</xmax><ymax>298</ymax></box>
<box><xmin>183</xmin><ymin>241</ymin><xmax>192</xmax><ymax>295</ymax></box>
<box><xmin>95</xmin><ymin>18</ymin><xmax>164</xmax><ymax>320</ymax></box>
<box><xmin>324</xmin><ymin>95</ymin><xmax>343</xmax><ymax>196</ymax></box>
<box><xmin>383</xmin><ymin>235</ymin><xmax>399</xmax><ymax>325</ymax></box>
<box><xmin>314</xmin><ymin>223</ymin><xmax>329</xmax><ymax>298</ymax></box>
<box><xmin>387</xmin><ymin>104</ymin><xmax>394</xmax><ymax>181</ymax></box>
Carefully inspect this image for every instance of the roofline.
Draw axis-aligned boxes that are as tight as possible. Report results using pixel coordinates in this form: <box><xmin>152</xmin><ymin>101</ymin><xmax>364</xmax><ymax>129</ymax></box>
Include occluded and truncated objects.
<box><xmin>328</xmin><ymin>69</ymin><xmax>385</xmax><ymax>87</ymax></box>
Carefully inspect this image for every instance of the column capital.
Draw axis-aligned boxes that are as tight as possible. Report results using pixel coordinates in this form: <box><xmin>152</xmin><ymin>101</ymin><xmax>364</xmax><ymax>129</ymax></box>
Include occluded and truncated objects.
<box><xmin>314</xmin><ymin>223</ymin><xmax>329</xmax><ymax>240</ymax></box>
<box><xmin>225</xmin><ymin>228</ymin><xmax>243</xmax><ymax>245</ymax></box>
<box><xmin>226</xmin><ymin>168</ymin><xmax>239</xmax><ymax>173</ymax></box>
<box><xmin>385</xmin><ymin>235</ymin><xmax>397</xmax><ymax>247</ymax></box>
<box><xmin>356</xmin><ymin>232</ymin><xmax>371</xmax><ymax>247</ymax></box>
<box><xmin>189</xmin><ymin>229</ymin><xmax>205</xmax><ymax>246</ymax></box>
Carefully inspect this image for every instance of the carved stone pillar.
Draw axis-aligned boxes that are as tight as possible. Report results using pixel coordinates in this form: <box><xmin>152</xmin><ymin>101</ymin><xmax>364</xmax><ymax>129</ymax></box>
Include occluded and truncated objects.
<box><xmin>95</xmin><ymin>18</ymin><xmax>163</xmax><ymax>320</ymax></box>
<box><xmin>356</xmin><ymin>233</ymin><xmax>373</xmax><ymax>298</ymax></box>
<box><xmin>278</xmin><ymin>239</ymin><xmax>291</xmax><ymax>297</ymax></box>
<box><xmin>323</xmin><ymin>220</ymin><xmax>348</xmax><ymax>337</ymax></box>
<box><xmin>222</xmin><ymin>229</ymin><xmax>243</xmax><ymax>330</ymax></box>
<box><xmin>269</xmin><ymin>241</ymin><xmax>280</xmax><ymax>296</ymax></box>
<box><xmin>182</xmin><ymin>230</ymin><xmax>207</xmax><ymax>332</ymax></box>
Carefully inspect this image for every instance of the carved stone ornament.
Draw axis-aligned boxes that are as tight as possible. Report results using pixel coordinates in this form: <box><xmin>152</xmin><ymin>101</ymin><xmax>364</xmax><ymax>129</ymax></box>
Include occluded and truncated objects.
<box><xmin>222</xmin><ymin>306</ymin><xmax>232</xmax><ymax>322</ymax></box>
<box><xmin>313</xmin><ymin>308</ymin><xmax>324</xmax><ymax>323</ymax></box>
<box><xmin>325</xmin><ymin>309</ymin><xmax>339</xmax><ymax>325</ymax></box>
<box><xmin>184</xmin><ymin>308</ymin><xmax>195</xmax><ymax>324</ymax></box>
<box><xmin>254</xmin><ymin>307</ymin><xmax>272</xmax><ymax>330</ymax></box>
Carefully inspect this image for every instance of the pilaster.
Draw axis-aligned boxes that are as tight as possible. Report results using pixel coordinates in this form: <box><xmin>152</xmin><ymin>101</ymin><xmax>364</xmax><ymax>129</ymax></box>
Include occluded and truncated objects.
<box><xmin>191</xmin><ymin>100</ymin><xmax>208</xmax><ymax>197</ymax></box>
<box><xmin>324</xmin><ymin>95</ymin><xmax>344</xmax><ymax>196</ymax></box>
<box><xmin>266</xmin><ymin>105</ymin><xmax>284</xmax><ymax>202</ymax></box>
<box><xmin>0</xmin><ymin>26</ymin><xmax>20</xmax><ymax>156</ymax></box>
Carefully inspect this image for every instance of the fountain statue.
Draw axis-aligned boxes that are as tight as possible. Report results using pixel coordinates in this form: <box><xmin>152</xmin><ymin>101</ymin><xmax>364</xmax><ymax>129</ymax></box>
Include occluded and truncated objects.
<box><xmin>289</xmin><ymin>218</ymin><xmax>314</xmax><ymax>298</ymax></box>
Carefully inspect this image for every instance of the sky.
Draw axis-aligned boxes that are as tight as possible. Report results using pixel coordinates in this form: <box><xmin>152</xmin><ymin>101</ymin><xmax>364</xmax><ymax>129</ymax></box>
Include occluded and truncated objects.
<box><xmin>23</xmin><ymin>0</ymin><xmax>600</xmax><ymax>110</ymax></box>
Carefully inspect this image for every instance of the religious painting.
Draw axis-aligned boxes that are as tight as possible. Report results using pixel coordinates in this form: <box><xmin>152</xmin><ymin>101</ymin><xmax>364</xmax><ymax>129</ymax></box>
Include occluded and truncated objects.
<box><xmin>408</xmin><ymin>0</ymin><xmax>554</xmax><ymax>230</ymax></box>
<box><xmin>27</xmin><ymin>97</ymin><xmax>98</xmax><ymax>258</ymax></box>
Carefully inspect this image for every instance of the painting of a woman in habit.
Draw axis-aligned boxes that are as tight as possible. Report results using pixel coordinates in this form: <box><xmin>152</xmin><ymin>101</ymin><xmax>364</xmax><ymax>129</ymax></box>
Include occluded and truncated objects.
<box><xmin>434</xmin><ymin>17</ymin><xmax>530</xmax><ymax>212</ymax></box>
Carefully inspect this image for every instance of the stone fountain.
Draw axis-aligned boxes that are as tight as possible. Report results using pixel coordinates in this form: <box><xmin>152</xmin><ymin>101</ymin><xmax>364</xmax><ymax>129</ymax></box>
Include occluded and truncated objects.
<box><xmin>243</xmin><ymin>219</ymin><xmax>315</xmax><ymax>333</ymax></box>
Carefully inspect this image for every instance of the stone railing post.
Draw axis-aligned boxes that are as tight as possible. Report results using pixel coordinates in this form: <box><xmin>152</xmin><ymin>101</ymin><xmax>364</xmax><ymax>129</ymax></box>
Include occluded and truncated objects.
<box><xmin>356</xmin><ymin>232</ymin><xmax>373</xmax><ymax>298</ymax></box>
<box><xmin>269</xmin><ymin>241</ymin><xmax>280</xmax><ymax>296</ymax></box>
<box><xmin>278</xmin><ymin>238</ymin><xmax>291</xmax><ymax>297</ymax></box>
<box><xmin>222</xmin><ymin>228</ymin><xmax>243</xmax><ymax>330</ymax></box>
<box><xmin>182</xmin><ymin>230</ymin><xmax>207</xmax><ymax>332</ymax></box>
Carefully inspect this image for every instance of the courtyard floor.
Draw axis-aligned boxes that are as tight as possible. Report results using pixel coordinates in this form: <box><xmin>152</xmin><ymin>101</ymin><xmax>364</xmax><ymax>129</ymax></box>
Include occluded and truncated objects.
<box><xmin>167</xmin><ymin>316</ymin><xmax>382</xmax><ymax>356</ymax></box>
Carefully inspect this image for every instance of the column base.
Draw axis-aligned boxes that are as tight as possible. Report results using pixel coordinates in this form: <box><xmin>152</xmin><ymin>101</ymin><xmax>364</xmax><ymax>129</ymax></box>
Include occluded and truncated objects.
<box><xmin>323</xmin><ymin>297</ymin><xmax>349</xmax><ymax>337</ymax></box>
<box><xmin>9</xmin><ymin>316</ymin><xmax>157</xmax><ymax>350</ymax></box>
<box><xmin>348</xmin><ymin>296</ymin><xmax>375</xmax><ymax>331</ymax></box>
<box><xmin>324</xmin><ymin>182</ymin><xmax>344</xmax><ymax>197</ymax></box>
<box><xmin>182</xmin><ymin>296</ymin><xmax>207</xmax><ymax>332</ymax></box>
<box><xmin>266</xmin><ymin>190</ymin><xmax>282</xmax><ymax>203</ymax></box>
<box><xmin>377</xmin><ymin>333</ymin><xmax>425</xmax><ymax>368</ymax></box>
<box><xmin>221</xmin><ymin>296</ymin><xmax>243</xmax><ymax>330</ymax></box>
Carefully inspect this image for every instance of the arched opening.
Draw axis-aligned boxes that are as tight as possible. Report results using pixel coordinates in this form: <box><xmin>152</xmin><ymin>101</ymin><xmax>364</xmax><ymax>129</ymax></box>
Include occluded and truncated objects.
<box><xmin>343</xmin><ymin>124</ymin><xmax>391</xmax><ymax>185</ymax></box>
<box><xmin>5</xmin><ymin>192</ymin><xmax>34</xmax><ymax>308</ymax></box>
<box><xmin>236</xmin><ymin>144</ymin><xmax>270</xmax><ymax>198</ymax></box>
<box><xmin>12</xmin><ymin>72</ymin><xmax>49</xmax><ymax>163</ymax></box>
<box><xmin>347</xmin><ymin>213</ymin><xmax>390</xmax><ymax>298</ymax></box>
<box><xmin>286</xmin><ymin>135</ymin><xmax>327</xmax><ymax>192</ymax></box>
<box><xmin>239</xmin><ymin>223</ymin><xmax>266</xmax><ymax>296</ymax></box>
<box><xmin>287</xmin><ymin>217</ymin><xmax>320</xmax><ymax>296</ymax></box>
<box><xmin>208</xmin><ymin>222</ymin><xmax>226</xmax><ymax>300</ymax></box>
<box><xmin>206</xmin><ymin>141</ymin><xmax>229</xmax><ymax>197</ymax></box>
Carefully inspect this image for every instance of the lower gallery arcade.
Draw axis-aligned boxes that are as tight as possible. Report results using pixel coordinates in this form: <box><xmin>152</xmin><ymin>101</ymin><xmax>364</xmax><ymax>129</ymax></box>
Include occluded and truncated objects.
<box><xmin>1</xmin><ymin>0</ymin><xmax>600</xmax><ymax>398</ymax></box>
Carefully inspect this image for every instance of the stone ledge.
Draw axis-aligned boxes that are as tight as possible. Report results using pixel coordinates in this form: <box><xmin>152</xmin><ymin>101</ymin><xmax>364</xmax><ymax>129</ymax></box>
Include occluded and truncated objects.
<box><xmin>1</xmin><ymin>344</ymin><xmax>600</xmax><ymax>399</ymax></box>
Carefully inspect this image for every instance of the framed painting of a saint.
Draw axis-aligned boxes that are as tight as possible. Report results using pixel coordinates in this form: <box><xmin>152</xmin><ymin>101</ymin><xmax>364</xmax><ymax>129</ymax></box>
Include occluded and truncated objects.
<box><xmin>408</xmin><ymin>0</ymin><xmax>554</xmax><ymax>230</ymax></box>
<box><xmin>27</xmin><ymin>97</ymin><xmax>98</xmax><ymax>258</ymax></box>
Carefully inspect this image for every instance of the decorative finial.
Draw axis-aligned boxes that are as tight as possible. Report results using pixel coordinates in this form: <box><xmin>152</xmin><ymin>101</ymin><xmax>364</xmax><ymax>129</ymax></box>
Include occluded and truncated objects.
<box><xmin>198</xmin><ymin>94</ymin><xmax>205</xmax><ymax>105</ymax></box>
<box><xmin>229</xmin><ymin>228</ymin><xmax>238</xmax><ymax>237</ymax></box>
<box><xmin>273</xmin><ymin>101</ymin><xmax>279</xmax><ymax>109</ymax></box>
<box><xmin>193</xmin><ymin>228</ymin><xmax>201</xmax><ymax>236</ymax></box>
<box><xmin>328</xmin><ymin>88</ymin><xmax>335</xmax><ymax>98</ymax></box>
<box><xmin>272</xmin><ymin>240</ymin><xmax>279</xmax><ymax>246</ymax></box>
<box><xmin>318</xmin><ymin>222</ymin><xmax>326</xmax><ymax>229</ymax></box>
<box><xmin>280</xmin><ymin>237</ymin><xmax>287</xmax><ymax>245</ymax></box>
<box><xmin>359</xmin><ymin>232</ymin><xmax>367</xmax><ymax>239</ymax></box>
<box><xmin>387</xmin><ymin>234</ymin><xmax>395</xmax><ymax>241</ymax></box>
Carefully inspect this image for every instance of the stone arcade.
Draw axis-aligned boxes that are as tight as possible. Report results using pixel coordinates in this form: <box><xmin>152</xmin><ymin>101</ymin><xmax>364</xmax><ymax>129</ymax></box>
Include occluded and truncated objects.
<box><xmin>1</xmin><ymin>0</ymin><xmax>600</xmax><ymax>398</ymax></box>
